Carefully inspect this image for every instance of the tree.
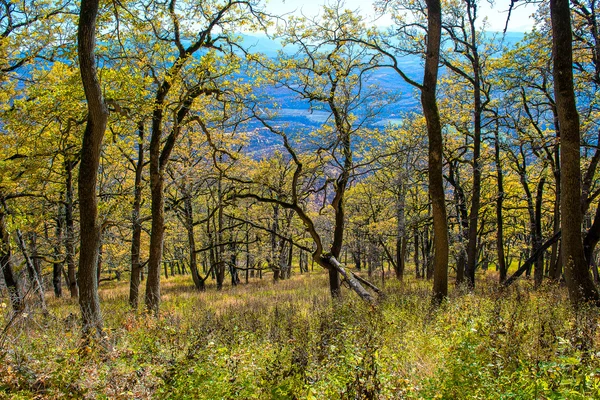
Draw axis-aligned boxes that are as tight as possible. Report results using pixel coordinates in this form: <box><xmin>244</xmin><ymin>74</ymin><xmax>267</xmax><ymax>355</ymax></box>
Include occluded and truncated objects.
<box><xmin>231</xmin><ymin>6</ymin><xmax>384</xmax><ymax>300</ymax></box>
<box><xmin>423</xmin><ymin>0</ymin><xmax>448</xmax><ymax>303</ymax></box>
<box><xmin>140</xmin><ymin>0</ymin><xmax>265</xmax><ymax>315</ymax></box>
<box><xmin>550</xmin><ymin>0</ymin><xmax>599</xmax><ymax>304</ymax></box>
<box><xmin>77</xmin><ymin>0</ymin><xmax>108</xmax><ymax>340</ymax></box>
<box><xmin>344</xmin><ymin>0</ymin><xmax>449</xmax><ymax>301</ymax></box>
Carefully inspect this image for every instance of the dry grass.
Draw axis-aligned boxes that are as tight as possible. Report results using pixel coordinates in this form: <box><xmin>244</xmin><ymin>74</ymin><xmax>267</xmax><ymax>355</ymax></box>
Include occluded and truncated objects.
<box><xmin>1</xmin><ymin>270</ymin><xmax>599</xmax><ymax>399</ymax></box>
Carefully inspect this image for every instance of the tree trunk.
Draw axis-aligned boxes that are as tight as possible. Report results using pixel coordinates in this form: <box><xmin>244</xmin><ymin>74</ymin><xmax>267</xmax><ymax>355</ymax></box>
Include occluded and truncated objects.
<box><xmin>0</xmin><ymin>209</ymin><xmax>23</xmax><ymax>312</ymax></box>
<box><xmin>77</xmin><ymin>0</ymin><xmax>108</xmax><ymax>339</ymax></box>
<box><xmin>464</xmin><ymin>4</ymin><xmax>483</xmax><ymax>289</ymax></box>
<box><xmin>534</xmin><ymin>178</ymin><xmax>546</xmax><ymax>288</ymax></box>
<box><xmin>145</xmin><ymin>156</ymin><xmax>164</xmax><ymax>314</ymax></box>
<box><xmin>422</xmin><ymin>0</ymin><xmax>448</xmax><ymax>304</ymax></box>
<box><xmin>53</xmin><ymin>214</ymin><xmax>64</xmax><ymax>298</ymax></box>
<box><xmin>245</xmin><ymin>225</ymin><xmax>250</xmax><ymax>282</ymax></box>
<box><xmin>184</xmin><ymin>193</ymin><xmax>204</xmax><ymax>291</ymax></box>
<box><xmin>583</xmin><ymin>202</ymin><xmax>600</xmax><ymax>277</ymax></box>
<box><xmin>64</xmin><ymin>159</ymin><xmax>79</xmax><ymax>298</ymax></box>
<box><xmin>494</xmin><ymin>128</ymin><xmax>507</xmax><ymax>282</ymax></box>
<box><xmin>97</xmin><ymin>237</ymin><xmax>103</xmax><ymax>282</ymax></box>
<box><xmin>129</xmin><ymin>122</ymin><xmax>145</xmax><ymax>308</ymax></box>
<box><xmin>447</xmin><ymin>161</ymin><xmax>468</xmax><ymax>284</ymax></box>
<box><xmin>551</xmin><ymin>0</ymin><xmax>600</xmax><ymax>305</ymax></box>
<box><xmin>414</xmin><ymin>227</ymin><xmax>421</xmax><ymax>278</ymax></box>
<box><xmin>550</xmin><ymin>124</ymin><xmax>561</xmax><ymax>279</ymax></box>
<box><xmin>29</xmin><ymin>232</ymin><xmax>42</xmax><ymax>283</ymax></box>
<box><xmin>16</xmin><ymin>229</ymin><xmax>46</xmax><ymax>311</ymax></box>
<box><xmin>395</xmin><ymin>172</ymin><xmax>406</xmax><ymax>280</ymax></box>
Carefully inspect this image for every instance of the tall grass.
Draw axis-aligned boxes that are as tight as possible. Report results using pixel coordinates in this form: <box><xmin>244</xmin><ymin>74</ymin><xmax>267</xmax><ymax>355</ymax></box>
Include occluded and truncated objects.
<box><xmin>1</xmin><ymin>272</ymin><xmax>599</xmax><ymax>399</ymax></box>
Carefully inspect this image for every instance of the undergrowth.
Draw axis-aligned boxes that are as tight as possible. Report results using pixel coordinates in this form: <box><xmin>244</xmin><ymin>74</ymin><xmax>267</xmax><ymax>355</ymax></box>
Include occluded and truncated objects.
<box><xmin>1</xmin><ymin>273</ymin><xmax>599</xmax><ymax>399</ymax></box>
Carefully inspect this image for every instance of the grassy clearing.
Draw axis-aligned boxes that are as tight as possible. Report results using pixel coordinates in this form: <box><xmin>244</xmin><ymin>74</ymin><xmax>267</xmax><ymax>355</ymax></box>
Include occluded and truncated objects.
<box><xmin>1</xmin><ymin>272</ymin><xmax>600</xmax><ymax>399</ymax></box>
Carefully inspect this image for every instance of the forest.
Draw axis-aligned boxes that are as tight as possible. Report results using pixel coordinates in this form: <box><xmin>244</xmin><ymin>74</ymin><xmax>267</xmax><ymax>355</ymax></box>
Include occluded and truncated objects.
<box><xmin>2</xmin><ymin>0</ymin><xmax>600</xmax><ymax>397</ymax></box>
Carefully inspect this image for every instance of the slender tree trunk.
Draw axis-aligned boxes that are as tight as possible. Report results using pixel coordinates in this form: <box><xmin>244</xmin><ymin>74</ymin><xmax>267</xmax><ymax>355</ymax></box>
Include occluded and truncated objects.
<box><xmin>77</xmin><ymin>0</ymin><xmax>108</xmax><ymax>339</ymax></box>
<box><xmin>16</xmin><ymin>229</ymin><xmax>46</xmax><ymax>311</ymax></box>
<box><xmin>423</xmin><ymin>0</ymin><xmax>448</xmax><ymax>304</ymax></box>
<box><xmin>270</xmin><ymin>204</ymin><xmax>279</xmax><ymax>282</ymax></box>
<box><xmin>129</xmin><ymin>122</ymin><xmax>144</xmax><ymax>308</ymax></box>
<box><xmin>494</xmin><ymin>128</ymin><xmax>507</xmax><ymax>282</ymax></box>
<box><xmin>97</xmin><ymin>237</ymin><xmax>103</xmax><ymax>282</ymax></box>
<box><xmin>29</xmin><ymin>232</ymin><xmax>42</xmax><ymax>282</ymax></box>
<box><xmin>551</xmin><ymin>0</ymin><xmax>599</xmax><ymax>304</ymax></box>
<box><xmin>465</xmin><ymin>6</ymin><xmax>483</xmax><ymax>289</ymax></box>
<box><xmin>448</xmin><ymin>162</ymin><xmax>468</xmax><ymax>284</ymax></box>
<box><xmin>53</xmin><ymin>214</ymin><xmax>64</xmax><ymax>298</ymax></box>
<box><xmin>414</xmin><ymin>227</ymin><xmax>420</xmax><ymax>278</ymax></box>
<box><xmin>550</xmin><ymin>129</ymin><xmax>561</xmax><ymax>278</ymax></box>
<box><xmin>286</xmin><ymin>239</ymin><xmax>293</xmax><ymax>279</ymax></box>
<box><xmin>216</xmin><ymin>175</ymin><xmax>225</xmax><ymax>290</ymax></box>
<box><xmin>64</xmin><ymin>159</ymin><xmax>79</xmax><ymax>298</ymax></box>
<box><xmin>0</xmin><ymin>209</ymin><xmax>23</xmax><ymax>312</ymax></box>
<box><xmin>245</xmin><ymin>227</ymin><xmax>250</xmax><ymax>283</ymax></box>
<box><xmin>584</xmin><ymin>203</ymin><xmax>600</xmax><ymax>267</ymax></box>
<box><xmin>395</xmin><ymin>173</ymin><xmax>406</xmax><ymax>280</ymax></box>
<box><xmin>184</xmin><ymin>193</ymin><xmax>204</xmax><ymax>290</ymax></box>
<box><xmin>534</xmin><ymin>178</ymin><xmax>546</xmax><ymax>288</ymax></box>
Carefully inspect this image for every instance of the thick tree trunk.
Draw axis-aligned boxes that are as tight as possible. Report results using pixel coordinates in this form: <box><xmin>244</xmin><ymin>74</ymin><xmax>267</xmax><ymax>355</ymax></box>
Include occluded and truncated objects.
<box><xmin>422</xmin><ymin>0</ymin><xmax>448</xmax><ymax>304</ymax></box>
<box><xmin>145</xmin><ymin>165</ymin><xmax>164</xmax><ymax>314</ymax></box>
<box><xmin>551</xmin><ymin>0</ymin><xmax>599</xmax><ymax>305</ymax></box>
<box><xmin>77</xmin><ymin>0</ymin><xmax>108</xmax><ymax>339</ymax></box>
<box><xmin>129</xmin><ymin>122</ymin><xmax>144</xmax><ymax>308</ymax></box>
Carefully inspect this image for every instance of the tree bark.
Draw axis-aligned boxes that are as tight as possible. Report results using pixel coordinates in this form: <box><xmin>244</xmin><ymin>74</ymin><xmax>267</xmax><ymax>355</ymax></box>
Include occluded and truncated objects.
<box><xmin>551</xmin><ymin>0</ymin><xmax>599</xmax><ymax>305</ymax></box>
<box><xmin>16</xmin><ymin>229</ymin><xmax>46</xmax><ymax>311</ymax></box>
<box><xmin>0</xmin><ymin>208</ymin><xmax>23</xmax><ymax>312</ymax></box>
<box><xmin>494</xmin><ymin>128</ymin><xmax>507</xmax><ymax>282</ymax></box>
<box><xmin>534</xmin><ymin>178</ymin><xmax>546</xmax><ymax>288</ymax></box>
<box><xmin>52</xmin><ymin>213</ymin><xmax>64</xmax><ymax>298</ymax></box>
<box><xmin>77</xmin><ymin>0</ymin><xmax>108</xmax><ymax>339</ymax></box>
<box><xmin>465</xmin><ymin>42</ymin><xmax>483</xmax><ymax>289</ymax></box>
<box><xmin>423</xmin><ymin>0</ymin><xmax>448</xmax><ymax>304</ymax></box>
<box><xmin>184</xmin><ymin>192</ymin><xmax>204</xmax><ymax>290</ymax></box>
<box><xmin>64</xmin><ymin>159</ymin><xmax>78</xmax><ymax>298</ymax></box>
<box><xmin>129</xmin><ymin>122</ymin><xmax>145</xmax><ymax>308</ymax></box>
<box><xmin>395</xmin><ymin>172</ymin><xmax>406</xmax><ymax>280</ymax></box>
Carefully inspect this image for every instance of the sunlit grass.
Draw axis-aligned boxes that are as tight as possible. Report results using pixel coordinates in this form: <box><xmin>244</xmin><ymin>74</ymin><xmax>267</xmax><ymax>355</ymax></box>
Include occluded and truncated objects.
<box><xmin>1</xmin><ymin>269</ymin><xmax>599</xmax><ymax>399</ymax></box>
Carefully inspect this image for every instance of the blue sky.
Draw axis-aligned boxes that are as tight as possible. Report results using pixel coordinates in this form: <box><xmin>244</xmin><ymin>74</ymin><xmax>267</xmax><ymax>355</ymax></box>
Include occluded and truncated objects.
<box><xmin>263</xmin><ymin>0</ymin><xmax>537</xmax><ymax>32</ymax></box>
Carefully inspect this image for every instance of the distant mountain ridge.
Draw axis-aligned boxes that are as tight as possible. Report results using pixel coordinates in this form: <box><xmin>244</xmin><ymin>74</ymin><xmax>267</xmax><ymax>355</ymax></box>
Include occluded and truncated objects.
<box><xmin>238</xmin><ymin>31</ymin><xmax>525</xmax><ymax>155</ymax></box>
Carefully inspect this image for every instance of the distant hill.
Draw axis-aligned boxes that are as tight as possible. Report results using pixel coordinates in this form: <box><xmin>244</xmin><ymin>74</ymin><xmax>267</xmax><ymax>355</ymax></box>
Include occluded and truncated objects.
<box><xmin>239</xmin><ymin>31</ymin><xmax>525</xmax><ymax>155</ymax></box>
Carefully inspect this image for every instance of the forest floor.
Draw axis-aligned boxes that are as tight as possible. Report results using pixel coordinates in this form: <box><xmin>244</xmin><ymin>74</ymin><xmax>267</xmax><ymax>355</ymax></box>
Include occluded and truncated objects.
<box><xmin>1</xmin><ymin>270</ymin><xmax>600</xmax><ymax>399</ymax></box>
